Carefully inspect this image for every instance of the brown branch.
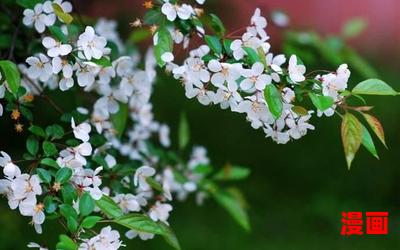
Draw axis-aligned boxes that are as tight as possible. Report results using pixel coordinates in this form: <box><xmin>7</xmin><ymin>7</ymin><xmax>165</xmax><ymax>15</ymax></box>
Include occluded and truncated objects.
<box><xmin>41</xmin><ymin>95</ymin><xmax>64</xmax><ymax>115</ymax></box>
<box><xmin>23</xmin><ymin>76</ymin><xmax>64</xmax><ymax>114</ymax></box>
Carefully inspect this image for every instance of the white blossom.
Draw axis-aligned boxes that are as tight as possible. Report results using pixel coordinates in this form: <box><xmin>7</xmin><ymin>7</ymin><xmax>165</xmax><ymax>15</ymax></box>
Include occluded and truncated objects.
<box><xmin>27</xmin><ymin>242</ymin><xmax>48</xmax><ymax>250</ymax></box>
<box><xmin>0</xmin><ymin>84</ymin><xmax>4</xmax><ymax>117</ymax></box>
<box><xmin>57</xmin><ymin>142</ymin><xmax>92</xmax><ymax>168</ymax></box>
<box><xmin>0</xmin><ymin>151</ymin><xmax>21</xmax><ymax>178</ymax></box>
<box><xmin>52</xmin><ymin>57</ymin><xmax>73</xmax><ymax>78</ymax></box>
<box><xmin>42</xmin><ymin>37</ymin><xmax>72</xmax><ymax>57</ymax></box>
<box><xmin>26</xmin><ymin>54</ymin><xmax>53</xmax><ymax>81</ymax></box>
<box><xmin>71</xmin><ymin>118</ymin><xmax>91</xmax><ymax>142</ymax></box>
<box><xmin>134</xmin><ymin>166</ymin><xmax>156</xmax><ymax>190</ymax></box>
<box><xmin>113</xmin><ymin>194</ymin><xmax>146</xmax><ymax>213</ymax></box>
<box><xmin>286</xmin><ymin>113</ymin><xmax>315</xmax><ymax>139</ymax></box>
<box><xmin>23</xmin><ymin>4</ymin><xmax>55</xmax><ymax>33</ymax></box>
<box><xmin>77</xmin><ymin>26</ymin><xmax>108</xmax><ymax>60</ymax></box>
<box><xmin>72</xmin><ymin>167</ymin><xmax>103</xmax><ymax>200</ymax></box>
<box><xmin>250</xmin><ymin>8</ymin><xmax>268</xmax><ymax>41</ymax></box>
<box><xmin>161</xmin><ymin>52</ymin><xmax>174</xmax><ymax>63</ymax></box>
<box><xmin>79</xmin><ymin>226</ymin><xmax>122</xmax><ymax>250</ymax></box>
<box><xmin>263</xmin><ymin>125</ymin><xmax>290</xmax><ymax>144</ymax></box>
<box><xmin>288</xmin><ymin>55</ymin><xmax>306</xmax><ymax>83</ymax></box>
<box><xmin>240</xmin><ymin>62</ymin><xmax>271</xmax><ymax>91</ymax></box>
<box><xmin>74</xmin><ymin>63</ymin><xmax>99</xmax><ymax>88</ymax></box>
<box><xmin>125</xmin><ymin>230</ymin><xmax>154</xmax><ymax>240</ymax></box>
<box><xmin>159</xmin><ymin>124</ymin><xmax>171</xmax><ymax>147</ymax></box>
<box><xmin>149</xmin><ymin>201</ymin><xmax>173</xmax><ymax>223</ymax></box>
<box><xmin>207</xmin><ymin>60</ymin><xmax>242</xmax><ymax>89</ymax></box>
<box><xmin>105</xmin><ymin>154</ymin><xmax>116</xmax><ymax>168</ymax></box>
<box><xmin>161</xmin><ymin>2</ymin><xmax>194</xmax><ymax>21</ymax></box>
<box><xmin>43</xmin><ymin>0</ymin><xmax>73</xmax><ymax>15</ymax></box>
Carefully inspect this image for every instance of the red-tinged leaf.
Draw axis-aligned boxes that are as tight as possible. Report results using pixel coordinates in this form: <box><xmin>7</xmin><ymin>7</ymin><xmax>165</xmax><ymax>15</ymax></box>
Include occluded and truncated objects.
<box><xmin>362</xmin><ymin>113</ymin><xmax>387</xmax><ymax>148</ymax></box>
<box><xmin>341</xmin><ymin>113</ymin><xmax>363</xmax><ymax>169</ymax></box>
<box><xmin>353</xmin><ymin>106</ymin><xmax>374</xmax><ymax>112</ymax></box>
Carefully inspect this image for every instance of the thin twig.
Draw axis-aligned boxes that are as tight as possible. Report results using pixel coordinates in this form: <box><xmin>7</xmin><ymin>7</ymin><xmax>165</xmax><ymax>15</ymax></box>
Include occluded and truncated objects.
<box><xmin>8</xmin><ymin>22</ymin><xmax>20</xmax><ymax>60</ymax></box>
<box><xmin>42</xmin><ymin>95</ymin><xmax>64</xmax><ymax>114</ymax></box>
<box><xmin>24</xmin><ymin>76</ymin><xmax>64</xmax><ymax>114</ymax></box>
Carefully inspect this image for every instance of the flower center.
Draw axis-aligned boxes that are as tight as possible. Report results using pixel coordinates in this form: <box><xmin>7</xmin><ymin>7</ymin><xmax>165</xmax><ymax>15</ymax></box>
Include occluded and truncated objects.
<box><xmin>36</xmin><ymin>62</ymin><xmax>44</xmax><ymax>69</ymax></box>
<box><xmin>221</xmin><ymin>67</ymin><xmax>229</xmax><ymax>76</ymax></box>
<box><xmin>34</xmin><ymin>203</ymin><xmax>44</xmax><ymax>213</ymax></box>
<box><xmin>251</xmin><ymin>102</ymin><xmax>260</xmax><ymax>112</ymax></box>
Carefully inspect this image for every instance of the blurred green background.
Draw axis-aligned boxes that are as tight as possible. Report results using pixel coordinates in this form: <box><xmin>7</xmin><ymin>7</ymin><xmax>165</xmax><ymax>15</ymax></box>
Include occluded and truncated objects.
<box><xmin>1</xmin><ymin>0</ymin><xmax>400</xmax><ymax>249</ymax></box>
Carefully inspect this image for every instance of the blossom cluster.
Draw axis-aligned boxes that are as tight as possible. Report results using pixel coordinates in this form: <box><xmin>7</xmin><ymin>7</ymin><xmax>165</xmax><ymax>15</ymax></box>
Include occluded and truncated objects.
<box><xmin>0</xmin><ymin>1</ymin><xmax>250</xmax><ymax>249</ymax></box>
<box><xmin>155</xmin><ymin>5</ymin><xmax>352</xmax><ymax>144</ymax></box>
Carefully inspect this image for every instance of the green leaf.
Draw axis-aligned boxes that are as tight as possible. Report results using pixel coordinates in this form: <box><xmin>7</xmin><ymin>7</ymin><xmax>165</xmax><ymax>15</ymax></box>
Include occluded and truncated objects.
<box><xmin>103</xmin><ymin>41</ymin><xmax>117</xmax><ymax>60</ymax></box>
<box><xmin>95</xmin><ymin>195</ymin><xmax>124</xmax><ymax>218</ymax></box>
<box><xmin>309</xmin><ymin>93</ymin><xmax>334</xmax><ymax>111</ymax></box>
<box><xmin>41</xmin><ymin>158</ymin><xmax>60</xmax><ymax>169</ymax></box>
<box><xmin>114</xmin><ymin>214</ymin><xmax>182</xmax><ymax>250</ymax></box>
<box><xmin>128</xmin><ymin>28</ymin><xmax>152</xmax><ymax>44</ymax></box>
<box><xmin>209</xmin><ymin>14</ymin><xmax>226</xmax><ymax>37</ymax></box>
<box><xmin>361</xmin><ymin>125</ymin><xmax>379</xmax><ymax>159</ymax></box>
<box><xmin>111</xmin><ymin>103</ymin><xmax>128</xmax><ymax>138</ymax></box>
<box><xmin>210</xmin><ymin>187</ymin><xmax>250</xmax><ymax>231</ymax></box>
<box><xmin>26</xmin><ymin>136</ymin><xmax>39</xmax><ymax>156</ymax></box>
<box><xmin>352</xmin><ymin>79</ymin><xmax>397</xmax><ymax>96</ymax></box>
<box><xmin>342</xmin><ymin>18</ymin><xmax>367</xmax><ymax>39</ymax></box>
<box><xmin>0</xmin><ymin>60</ymin><xmax>21</xmax><ymax>95</ymax></box>
<box><xmin>79</xmin><ymin>192</ymin><xmax>95</xmax><ymax>216</ymax></box>
<box><xmin>341</xmin><ymin>113</ymin><xmax>363</xmax><ymax>169</ymax></box>
<box><xmin>44</xmin><ymin>196</ymin><xmax>58</xmax><ymax>214</ymax></box>
<box><xmin>143</xmin><ymin>9</ymin><xmax>164</xmax><ymax>25</ymax></box>
<box><xmin>67</xmin><ymin>216</ymin><xmax>79</xmax><ymax>232</ymax></box>
<box><xmin>48</xmin><ymin>26</ymin><xmax>68</xmax><ymax>43</ymax></box>
<box><xmin>46</xmin><ymin>124</ymin><xmax>65</xmax><ymax>139</ymax></box>
<box><xmin>115</xmin><ymin>214</ymin><xmax>164</xmax><ymax>234</ymax></box>
<box><xmin>61</xmin><ymin>183</ymin><xmax>77</xmax><ymax>204</ymax></box>
<box><xmin>43</xmin><ymin>141</ymin><xmax>58</xmax><ymax>157</ymax></box>
<box><xmin>154</xmin><ymin>26</ymin><xmax>173</xmax><ymax>67</ymax></box>
<box><xmin>90</xmin><ymin>134</ymin><xmax>107</xmax><ymax>147</ymax></box>
<box><xmin>264</xmin><ymin>84</ymin><xmax>283</xmax><ymax>119</ymax></box>
<box><xmin>81</xmin><ymin>216</ymin><xmax>103</xmax><ymax>229</ymax></box>
<box><xmin>60</xmin><ymin>204</ymin><xmax>78</xmax><ymax>220</ymax></box>
<box><xmin>158</xmin><ymin>221</ymin><xmax>181</xmax><ymax>250</ymax></box>
<box><xmin>56</xmin><ymin>234</ymin><xmax>78</xmax><ymax>250</ymax></box>
<box><xmin>36</xmin><ymin>168</ymin><xmax>52</xmax><ymax>184</ymax></box>
<box><xmin>213</xmin><ymin>165</ymin><xmax>250</xmax><ymax>180</ymax></box>
<box><xmin>52</xmin><ymin>3</ymin><xmax>73</xmax><ymax>24</ymax></box>
<box><xmin>91</xmin><ymin>57</ymin><xmax>112</xmax><ymax>67</ymax></box>
<box><xmin>291</xmin><ymin>106</ymin><xmax>309</xmax><ymax>116</ymax></box>
<box><xmin>145</xmin><ymin>177</ymin><xmax>163</xmax><ymax>192</ymax></box>
<box><xmin>178</xmin><ymin>113</ymin><xmax>189</xmax><ymax>150</ymax></box>
<box><xmin>243</xmin><ymin>47</ymin><xmax>260</xmax><ymax>64</ymax></box>
<box><xmin>204</xmin><ymin>35</ymin><xmax>222</xmax><ymax>54</ymax></box>
<box><xmin>257</xmin><ymin>47</ymin><xmax>267</xmax><ymax>68</ymax></box>
<box><xmin>56</xmin><ymin>167</ymin><xmax>72</xmax><ymax>184</ymax></box>
<box><xmin>223</xmin><ymin>39</ymin><xmax>233</xmax><ymax>55</ymax></box>
<box><xmin>29</xmin><ymin>125</ymin><xmax>46</xmax><ymax>138</ymax></box>
<box><xmin>362</xmin><ymin>113</ymin><xmax>387</xmax><ymax>148</ymax></box>
<box><xmin>193</xmin><ymin>164</ymin><xmax>213</xmax><ymax>175</ymax></box>
<box><xmin>20</xmin><ymin>106</ymin><xmax>33</xmax><ymax>121</ymax></box>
